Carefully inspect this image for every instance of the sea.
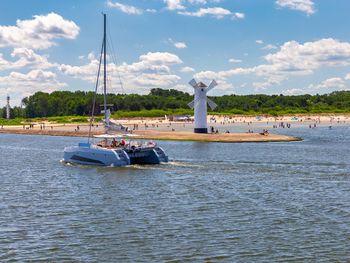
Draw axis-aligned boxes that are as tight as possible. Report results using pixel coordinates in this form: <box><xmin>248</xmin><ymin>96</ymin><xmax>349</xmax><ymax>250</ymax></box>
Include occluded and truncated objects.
<box><xmin>0</xmin><ymin>126</ymin><xmax>349</xmax><ymax>262</ymax></box>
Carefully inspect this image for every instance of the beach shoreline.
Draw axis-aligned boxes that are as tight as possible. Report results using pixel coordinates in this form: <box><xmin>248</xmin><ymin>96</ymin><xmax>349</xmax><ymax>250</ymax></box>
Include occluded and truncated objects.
<box><xmin>2</xmin><ymin>113</ymin><xmax>349</xmax><ymax>143</ymax></box>
<box><xmin>0</xmin><ymin>128</ymin><xmax>301</xmax><ymax>143</ymax></box>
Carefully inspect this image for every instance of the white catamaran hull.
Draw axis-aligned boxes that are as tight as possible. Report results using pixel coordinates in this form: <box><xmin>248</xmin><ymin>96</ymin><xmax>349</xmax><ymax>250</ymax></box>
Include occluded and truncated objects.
<box><xmin>63</xmin><ymin>143</ymin><xmax>130</xmax><ymax>166</ymax></box>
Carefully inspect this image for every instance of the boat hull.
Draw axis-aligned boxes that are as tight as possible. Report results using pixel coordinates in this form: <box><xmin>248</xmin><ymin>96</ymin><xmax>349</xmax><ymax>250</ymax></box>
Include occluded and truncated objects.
<box><xmin>63</xmin><ymin>143</ymin><xmax>130</xmax><ymax>166</ymax></box>
<box><xmin>125</xmin><ymin>146</ymin><xmax>168</xmax><ymax>165</ymax></box>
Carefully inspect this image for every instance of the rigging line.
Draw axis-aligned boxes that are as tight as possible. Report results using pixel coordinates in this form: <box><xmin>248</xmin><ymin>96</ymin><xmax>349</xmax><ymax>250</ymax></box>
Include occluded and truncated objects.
<box><xmin>106</xmin><ymin>38</ymin><xmax>125</xmax><ymax>94</ymax></box>
<box><xmin>88</xmin><ymin>38</ymin><xmax>104</xmax><ymax>143</ymax></box>
<box><xmin>106</xmin><ymin>25</ymin><xmax>125</xmax><ymax>94</ymax></box>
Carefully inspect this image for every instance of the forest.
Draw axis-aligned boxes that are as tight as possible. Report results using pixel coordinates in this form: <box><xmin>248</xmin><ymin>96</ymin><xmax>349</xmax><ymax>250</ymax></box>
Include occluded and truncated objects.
<box><xmin>1</xmin><ymin>88</ymin><xmax>350</xmax><ymax>120</ymax></box>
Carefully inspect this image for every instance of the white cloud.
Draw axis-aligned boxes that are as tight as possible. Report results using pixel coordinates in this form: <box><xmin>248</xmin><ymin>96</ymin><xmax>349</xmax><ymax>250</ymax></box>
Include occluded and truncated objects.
<box><xmin>146</xmin><ymin>9</ymin><xmax>157</xmax><ymax>13</ymax></box>
<box><xmin>107</xmin><ymin>0</ymin><xmax>143</xmax><ymax>15</ymax></box>
<box><xmin>0</xmin><ymin>12</ymin><xmax>79</xmax><ymax>49</ymax></box>
<box><xmin>178</xmin><ymin>7</ymin><xmax>244</xmax><ymax>19</ymax></box>
<box><xmin>164</xmin><ymin>0</ymin><xmax>185</xmax><ymax>10</ymax></box>
<box><xmin>276</xmin><ymin>0</ymin><xmax>315</xmax><ymax>15</ymax></box>
<box><xmin>256</xmin><ymin>40</ymin><xmax>264</xmax><ymax>44</ymax></box>
<box><xmin>308</xmin><ymin>77</ymin><xmax>347</xmax><ymax>92</ymax></box>
<box><xmin>195</xmin><ymin>38</ymin><xmax>350</xmax><ymax>90</ymax></box>
<box><xmin>59</xmin><ymin>51</ymin><xmax>183</xmax><ymax>93</ymax></box>
<box><xmin>139</xmin><ymin>52</ymin><xmax>182</xmax><ymax>65</ymax></box>
<box><xmin>180</xmin><ymin>66</ymin><xmax>195</xmax><ymax>73</ymax></box>
<box><xmin>262</xmin><ymin>38</ymin><xmax>350</xmax><ymax>74</ymax></box>
<box><xmin>284</xmin><ymin>76</ymin><xmax>349</xmax><ymax>95</ymax></box>
<box><xmin>262</xmin><ymin>44</ymin><xmax>277</xmax><ymax>50</ymax></box>
<box><xmin>0</xmin><ymin>48</ymin><xmax>55</xmax><ymax>71</ymax></box>
<box><xmin>168</xmin><ymin>38</ymin><xmax>187</xmax><ymax>49</ymax></box>
<box><xmin>10</xmin><ymin>48</ymin><xmax>55</xmax><ymax>69</ymax></box>
<box><xmin>132</xmin><ymin>73</ymin><xmax>180</xmax><ymax>87</ymax></box>
<box><xmin>283</xmin><ymin>88</ymin><xmax>304</xmax><ymax>95</ymax></box>
<box><xmin>0</xmin><ymin>70</ymin><xmax>66</xmax><ymax>105</ymax></box>
<box><xmin>172</xmin><ymin>84</ymin><xmax>192</xmax><ymax>93</ymax></box>
<box><xmin>345</xmin><ymin>73</ymin><xmax>350</xmax><ymax>80</ymax></box>
<box><xmin>174</xmin><ymin>42</ymin><xmax>187</xmax><ymax>49</ymax></box>
<box><xmin>234</xmin><ymin>12</ymin><xmax>245</xmax><ymax>19</ymax></box>
<box><xmin>228</xmin><ymin>58</ymin><xmax>242</xmax><ymax>63</ymax></box>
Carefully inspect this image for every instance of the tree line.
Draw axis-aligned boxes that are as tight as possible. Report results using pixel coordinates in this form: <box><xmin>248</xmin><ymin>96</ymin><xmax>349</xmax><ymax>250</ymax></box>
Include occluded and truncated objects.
<box><xmin>2</xmin><ymin>88</ymin><xmax>350</xmax><ymax>119</ymax></box>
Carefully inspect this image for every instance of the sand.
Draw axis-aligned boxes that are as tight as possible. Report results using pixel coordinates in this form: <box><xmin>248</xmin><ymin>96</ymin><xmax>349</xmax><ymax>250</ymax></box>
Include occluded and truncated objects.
<box><xmin>0</xmin><ymin>120</ymin><xmax>302</xmax><ymax>142</ymax></box>
<box><xmin>2</xmin><ymin>113</ymin><xmax>348</xmax><ymax>142</ymax></box>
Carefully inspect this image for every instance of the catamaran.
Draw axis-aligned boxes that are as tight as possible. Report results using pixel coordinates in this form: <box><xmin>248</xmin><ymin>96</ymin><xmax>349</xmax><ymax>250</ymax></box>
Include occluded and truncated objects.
<box><xmin>63</xmin><ymin>14</ymin><xmax>168</xmax><ymax>166</ymax></box>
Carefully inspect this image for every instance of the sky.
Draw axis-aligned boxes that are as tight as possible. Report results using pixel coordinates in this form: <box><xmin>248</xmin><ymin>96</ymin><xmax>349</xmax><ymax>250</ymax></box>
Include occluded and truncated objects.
<box><xmin>0</xmin><ymin>0</ymin><xmax>350</xmax><ymax>105</ymax></box>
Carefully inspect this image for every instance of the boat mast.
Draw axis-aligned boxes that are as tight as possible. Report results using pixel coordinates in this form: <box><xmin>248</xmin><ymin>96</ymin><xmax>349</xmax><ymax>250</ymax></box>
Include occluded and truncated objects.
<box><xmin>103</xmin><ymin>13</ymin><xmax>107</xmax><ymax>125</ymax></box>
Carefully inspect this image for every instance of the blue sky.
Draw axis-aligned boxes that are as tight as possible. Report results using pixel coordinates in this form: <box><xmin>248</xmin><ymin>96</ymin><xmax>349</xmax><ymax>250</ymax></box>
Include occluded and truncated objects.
<box><xmin>0</xmin><ymin>0</ymin><xmax>350</xmax><ymax>105</ymax></box>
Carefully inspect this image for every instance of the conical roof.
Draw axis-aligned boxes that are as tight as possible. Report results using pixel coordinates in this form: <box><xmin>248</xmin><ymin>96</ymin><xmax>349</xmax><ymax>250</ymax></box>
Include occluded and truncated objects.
<box><xmin>197</xmin><ymin>82</ymin><xmax>207</xmax><ymax>88</ymax></box>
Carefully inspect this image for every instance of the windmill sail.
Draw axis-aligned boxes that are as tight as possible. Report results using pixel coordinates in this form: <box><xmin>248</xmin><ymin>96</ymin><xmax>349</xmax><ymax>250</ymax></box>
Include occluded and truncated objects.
<box><xmin>189</xmin><ymin>78</ymin><xmax>197</xmax><ymax>87</ymax></box>
<box><xmin>207</xmin><ymin>80</ymin><xmax>218</xmax><ymax>92</ymax></box>
<box><xmin>188</xmin><ymin>100</ymin><xmax>195</xmax><ymax>109</ymax></box>
<box><xmin>207</xmin><ymin>98</ymin><xmax>218</xmax><ymax>110</ymax></box>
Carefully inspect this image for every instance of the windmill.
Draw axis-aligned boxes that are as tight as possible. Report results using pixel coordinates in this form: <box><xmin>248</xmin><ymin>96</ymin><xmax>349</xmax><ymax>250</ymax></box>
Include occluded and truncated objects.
<box><xmin>188</xmin><ymin>79</ymin><xmax>218</xmax><ymax>133</ymax></box>
<box><xmin>6</xmin><ymin>96</ymin><xmax>10</xmax><ymax>120</ymax></box>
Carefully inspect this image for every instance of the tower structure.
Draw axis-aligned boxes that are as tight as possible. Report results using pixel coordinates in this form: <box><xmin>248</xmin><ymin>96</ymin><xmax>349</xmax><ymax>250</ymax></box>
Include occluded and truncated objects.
<box><xmin>6</xmin><ymin>96</ymin><xmax>10</xmax><ymax>119</ymax></box>
<box><xmin>188</xmin><ymin>79</ymin><xmax>218</xmax><ymax>133</ymax></box>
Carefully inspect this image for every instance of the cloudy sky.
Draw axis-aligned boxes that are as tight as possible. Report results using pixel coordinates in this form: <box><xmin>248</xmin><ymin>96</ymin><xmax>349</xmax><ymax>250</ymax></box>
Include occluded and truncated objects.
<box><xmin>0</xmin><ymin>0</ymin><xmax>350</xmax><ymax>105</ymax></box>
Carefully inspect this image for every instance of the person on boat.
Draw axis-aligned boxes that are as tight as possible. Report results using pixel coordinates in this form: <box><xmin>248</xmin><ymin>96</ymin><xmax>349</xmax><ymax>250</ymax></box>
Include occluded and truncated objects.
<box><xmin>111</xmin><ymin>138</ymin><xmax>118</xmax><ymax>148</ymax></box>
<box><xmin>120</xmin><ymin>139</ymin><xmax>126</xmax><ymax>146</ymax></box>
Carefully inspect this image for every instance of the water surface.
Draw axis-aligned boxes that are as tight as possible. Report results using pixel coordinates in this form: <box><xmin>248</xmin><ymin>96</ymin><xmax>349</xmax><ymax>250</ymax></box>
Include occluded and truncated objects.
<box><xmin>0</xmin><ymin>127</ymin><xmax>350</xmax><ymax>262</ymax></box>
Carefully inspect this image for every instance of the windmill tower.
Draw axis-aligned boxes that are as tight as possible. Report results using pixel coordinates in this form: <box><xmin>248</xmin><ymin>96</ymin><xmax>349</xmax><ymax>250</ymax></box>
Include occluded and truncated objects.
<box><xmin>188</xmin><ymin>79</ymin><xmax>218</xmax><ymax>133</ymax></box>
<box><xmin>6</xmin><ymin>96</ymin><xmax>10</xmax><ymax>119</ymax></box>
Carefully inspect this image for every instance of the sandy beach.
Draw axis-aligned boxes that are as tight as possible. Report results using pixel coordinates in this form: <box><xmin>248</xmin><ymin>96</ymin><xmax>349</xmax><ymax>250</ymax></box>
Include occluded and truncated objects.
<box><xmin>1</xmin><ymin>114</ymin><xmax>349</xmax><ymax>142</ymax></box>
<box><xmin>1</xmin><ymin>114</ymin><xmax>349</xmax><ymax>143</ymax></box>
<box><xmin>7</xmin><ymin>114</ymin><xmax>349</xmax><ymax>142</ymax></box>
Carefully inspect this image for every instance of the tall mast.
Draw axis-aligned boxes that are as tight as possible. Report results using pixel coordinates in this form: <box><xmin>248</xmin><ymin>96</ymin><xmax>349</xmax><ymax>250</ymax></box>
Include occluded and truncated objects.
<box><xmin>103</xmin><ymin>13</ymin><xmax>107</xmax><ymax>123</ymax></box>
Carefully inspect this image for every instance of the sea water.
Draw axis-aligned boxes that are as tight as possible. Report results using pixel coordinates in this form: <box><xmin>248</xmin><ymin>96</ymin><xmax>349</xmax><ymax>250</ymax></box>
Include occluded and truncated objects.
<box><xmin>0</xmin><ymin>127</ymin><xmax>349</xmax><ymax>262</ymax></box>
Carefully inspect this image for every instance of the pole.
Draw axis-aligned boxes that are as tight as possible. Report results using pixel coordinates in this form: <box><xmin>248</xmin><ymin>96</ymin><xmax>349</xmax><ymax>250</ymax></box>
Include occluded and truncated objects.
<box><xmin>103</xmin><ymin>13</ymin><xmax>107</xmax><ymax>125</ymax></box>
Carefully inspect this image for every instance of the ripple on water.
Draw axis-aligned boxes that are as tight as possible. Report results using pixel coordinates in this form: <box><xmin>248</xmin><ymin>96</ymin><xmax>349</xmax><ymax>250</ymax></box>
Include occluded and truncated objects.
<box><xmin>0</xmin><ymin>132</ymin><xmax>350</xmax><ymax>261</ymax></box>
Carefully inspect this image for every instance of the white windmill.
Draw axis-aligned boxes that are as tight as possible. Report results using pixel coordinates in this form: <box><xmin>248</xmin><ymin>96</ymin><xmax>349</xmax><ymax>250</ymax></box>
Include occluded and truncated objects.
<box><xmin>188</xmin><ymin>79</ymin><xmax>218</xmax><ymax>133</ymax></box>
<box><xmin>6</xmin><ymin>96</ymin><xmax>10</xmax><ymax>120</ymax></box>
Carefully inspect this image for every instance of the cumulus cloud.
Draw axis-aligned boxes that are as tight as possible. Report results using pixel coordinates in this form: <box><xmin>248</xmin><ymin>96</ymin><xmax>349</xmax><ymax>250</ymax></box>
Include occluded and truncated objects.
<box><xmin>10</xmin><ymin>48</ymin><xmax>55</xmax><ymax>69</ymax></box>
<box><xmin>195</xmin><ymin>38</ymin><xmax>350</xmax><ymax>90</ymax></box>
<box><xmin>59</xmin><ymin>51</ymin><xmax>183</xmax><ymax>93</ymax></box>
<box><xmin>179</xmin><ymin>7</ymin><xmax>244</xmax><ymax>19</ymax></box>
<box><xmin>0</xmin><ymin>70</ymin><xmax>66</xmax><ymax>105</ymax></box>
<box><xmin>283</xmin><ymin>88</ymin><xmax>304</xmax><ymax>95</ymax></box>
<box><xmin>308</xmin><ymin>77</ymin><xmax>347</xmax><ymax>92</ymax></box>
<box><xmin>107</xmin><ymin>0</ymin><xmax>143</xmax><ymax>15</ymax></box>
<box><xmin>174</xmin><ymin>42</ymin><xmax>187</xmax><ymax>49</ymax></box>
<box><xmin>0</xmin><ymin>12</ymin><xmax>79</xmax><ymax>49</ymax></box>
<box><xmin>228</xmin><ymin>58</ymin><xmax>242</xmax><ymax>63</ymax></box>
<box><xmin>164</xmin><ymin>0</ymin><xmax>185</xmax><ymax>10</ymax></box>
<box><xmin>0</xmin><ymin>48</ymin><xmax>56</xmax><ymax>71</ymax></box>
<box><xmin>168</xmin><ymin>38</ymin><xmax>187</xmax><ymax>49</ymax></box>
<box><xmin>180</xmin><ymin>66</ymin><xmax>195</xmax><ymax>73</ymax></box>
<box><xmin>262</xmin><ymin>44</ymin><xmax>277</xmax><ymax>50</ymax></box>
<box><xmin>276</xmin><ymin>0</ymin><xmax>315</xmax><ymax>15</ymax></box>
<box><xmin>234</xmin><ymin>12</ymin><xmax>245</xmax><ymax>19</ymax></box>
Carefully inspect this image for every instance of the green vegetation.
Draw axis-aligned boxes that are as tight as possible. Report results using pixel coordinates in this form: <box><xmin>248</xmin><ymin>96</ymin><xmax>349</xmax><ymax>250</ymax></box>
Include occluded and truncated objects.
<box><xmin>1</xmin><ymin>89</ymin><xmax>350</xmax><ymax>122</ymax></box>
<box><xmin>0</xmin><ymin>118</ymin><xmax>25</xmax><ymax>126</ymax></box>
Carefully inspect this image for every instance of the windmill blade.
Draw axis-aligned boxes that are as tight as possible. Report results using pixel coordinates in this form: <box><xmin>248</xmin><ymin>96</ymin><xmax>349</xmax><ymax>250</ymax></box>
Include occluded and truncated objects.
<box><xmin>207</xmin><ymin>98</ymin><xmax>218</xmax><ymax>110</ymax></box>
<box><xmin>206</xmin><ymin>80</ymin><xmax>218</xmax><ymax>92</ymax></box>
<box><xmin>189</xmin><ymin>78</ymin><xmax>197</xmax><ymax>88</ymax></box>
<box><xmin>188</xmin><ymin>100</ymin><xmax>195</xmax><ymax>109</ymax></box>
